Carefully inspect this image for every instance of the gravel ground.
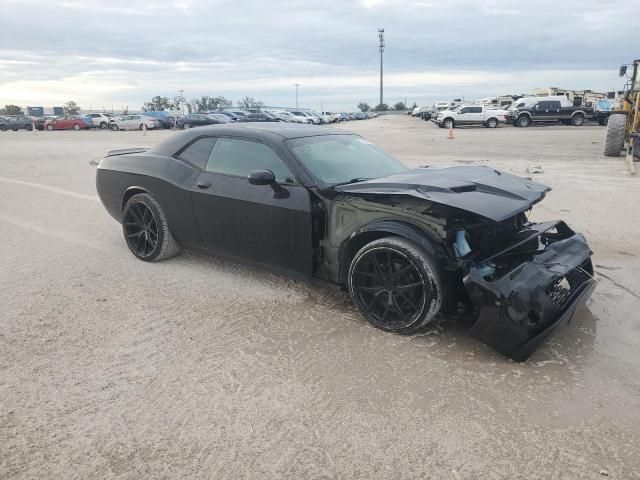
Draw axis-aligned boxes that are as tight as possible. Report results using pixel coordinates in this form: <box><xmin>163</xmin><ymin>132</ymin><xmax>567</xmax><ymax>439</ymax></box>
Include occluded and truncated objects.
<box><xmin>1</xmin><ymin>117</ymin><xmax>639</xmax><ymax>479</ymax></box>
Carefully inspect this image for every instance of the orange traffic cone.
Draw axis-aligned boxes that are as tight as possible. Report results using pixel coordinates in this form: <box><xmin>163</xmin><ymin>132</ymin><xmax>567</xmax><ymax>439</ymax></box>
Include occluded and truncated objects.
<box><xmin>447</xmin><ymin>125</ymin><xmax>454</xmax><ymax>140</ymax></box>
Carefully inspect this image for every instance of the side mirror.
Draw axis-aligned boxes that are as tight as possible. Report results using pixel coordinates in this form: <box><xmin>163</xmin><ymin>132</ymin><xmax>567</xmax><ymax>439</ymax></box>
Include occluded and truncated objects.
<box><xmin>619</xmin><ymin>65</ymin><xmax>627</xmax><ymax>77</ymax></box>
<box><xmin>248</xmin><ymin>169</ymin><xmax>276</xmax><ymax>185</ymax></box>
<box><xmin>248</xmin><ymin>169</ymin><xmax>289</xmax><ymax>198</ymax></box>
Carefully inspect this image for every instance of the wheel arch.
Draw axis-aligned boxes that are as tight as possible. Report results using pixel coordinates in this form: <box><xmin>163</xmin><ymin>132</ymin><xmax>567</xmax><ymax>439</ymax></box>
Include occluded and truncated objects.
<box><xmin>121</xmin><ymin>186</ymin><xmax>149</xmax><ymax>212</ymax></box>
<box><xmin>338</xmin><ymin>219</ymin><xmax>443</xmax><ymax>284</ymax></box>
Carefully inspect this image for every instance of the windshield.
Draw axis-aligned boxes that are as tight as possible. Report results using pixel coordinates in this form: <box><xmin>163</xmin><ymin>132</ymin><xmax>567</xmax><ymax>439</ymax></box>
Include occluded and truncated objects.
<box><xmin>285</xmin><ymin>134</ymin><xmax>408</xmax><ymax>186</ymax></box>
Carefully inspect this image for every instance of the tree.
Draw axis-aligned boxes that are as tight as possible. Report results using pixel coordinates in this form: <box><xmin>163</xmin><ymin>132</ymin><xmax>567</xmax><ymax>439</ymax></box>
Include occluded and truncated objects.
<box><xmin>142</xmin><ymin>96</ymin><xmax>172</xmax><ymax>112</ymax></box>
<box><xmin>63</xmin><ymin>101</ymin><xmax>81</xmax><ymax>115</ymax></box>
<box><xmin>357</xmin><ymin>102</ymin><xmax>370</xmax><ymax>112</ymax></box>
<box><xmin>373</xmin><ymin>103</ymin><xmax>388</xmax><ymax>112</ymax></box>
<box><xmin>393</xmin><ymin>101</ymin><xmax>406</xmax><ymax>111</ymax></box>
<box><xmin>191</xmin><ymin>95</ymin><xmax>233</xmax><ymax>112</ymax></box>
<box><xmin>237</xmin><ymin>96</ymin><xmax>264</xmax><ymax>109</ymax></box>
<box><xmin>0</xmin><ymin>104</ymin><xmax>23</xmax><ymax>115</ymax></box>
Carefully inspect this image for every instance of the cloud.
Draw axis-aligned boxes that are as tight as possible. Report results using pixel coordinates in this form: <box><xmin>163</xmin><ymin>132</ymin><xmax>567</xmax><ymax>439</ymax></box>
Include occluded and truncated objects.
<box><xmin>0</xmin><ymin>0</ymin><xmax>637</xmax><ymax>110</ymax></box>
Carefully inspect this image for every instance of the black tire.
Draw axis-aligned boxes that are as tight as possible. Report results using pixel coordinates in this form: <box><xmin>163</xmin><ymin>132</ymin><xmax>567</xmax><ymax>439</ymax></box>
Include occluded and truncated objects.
<box><xmin>46</xmin><ymin>124</ymin><xmax>53</xmax><ymax>131</ymax></box>
<box><xmin>571</xmin><ymin>113</ymin><xmax>585</xmax><ymax>126</ymax></box>
<box><xmin>348</xmin><ymin>237</ymin><xmax>442</xmax><ymax>333</ymax></box>
<box><xmin>73</xmin><ymin>124</ymin><xmax>80</xmax><ymax>130</ymax></box>
<box><xmin>443</xmin><ymin>118</ymin><xmax>454</xmax><ymax>129</ymax></box>
<box><xmin>122</xmin><ymin>193</ymin><xmax>181</xmax><ymax>262</ymax></box>
<box><xmin>25</xmin><ymin>124</ymin><xmax>33</xmax><ymax>131</ymax></box>
<box><xmin>0</xmin><ymin>125</ymin><xmax>7</xmax><ymax>131</ymax></box>
<box><xmin>604</xmin><ymin>113</ymin><xmax>626</xmax><ymax>157</ymax></box>
<box><xmin>183</xmin><ymin>123</ymin><xmax>191</xmax><ymax>129</ymax></box>
<box><xmin>486</xmin><ymin>118</ymin><xmax>498</xmax><ymax>128</ymax></box>
<box><xmin>100</xmin><ymin>121</ymin><xmax>108</xmax><ymax>129</ymax></box>
<box><xmin>111</xmin><ymin>124</ymin><xmax>119</xmax><ymax>131</ymax></box>
<box><xmin>516</xmin><ymin>115</ymin><xmax>531</xmax><ymax>127</ymax></box>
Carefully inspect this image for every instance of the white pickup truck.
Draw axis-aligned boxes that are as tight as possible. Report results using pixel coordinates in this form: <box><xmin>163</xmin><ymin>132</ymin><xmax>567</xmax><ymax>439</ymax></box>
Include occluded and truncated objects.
<box><xmin>436</xmin><ymin>105</ymin><xmax>508</xmax><ymax>128</ymax></box>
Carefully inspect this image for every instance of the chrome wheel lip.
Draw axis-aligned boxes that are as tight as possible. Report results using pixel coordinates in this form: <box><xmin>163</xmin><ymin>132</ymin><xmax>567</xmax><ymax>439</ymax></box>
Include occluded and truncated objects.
<box><xmin>123</xmin><ymin>201</ymin><xmax>159</xmax><ymax>258</ymax></box>
<box><xmin>349</xmin><ymin>246</ymin><xmax>428</xmax><ymax>330</ymax></box>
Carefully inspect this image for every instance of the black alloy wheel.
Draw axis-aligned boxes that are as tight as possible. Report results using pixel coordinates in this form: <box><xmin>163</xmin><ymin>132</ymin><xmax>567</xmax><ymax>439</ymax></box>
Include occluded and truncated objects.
<box><xmin>348</xmin><ymin>237</ymin><xmax>442</xmax><ymax>332</ymax></box>
<box><xmin>123</xmin><ymin>201</ymin><xmax>159</xmax><ymax>259</ymax></box>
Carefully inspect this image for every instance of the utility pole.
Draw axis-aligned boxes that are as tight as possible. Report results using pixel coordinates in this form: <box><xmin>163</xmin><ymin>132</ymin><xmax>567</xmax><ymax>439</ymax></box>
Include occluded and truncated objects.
<box><xmin>378</xmin><ymin>27</ymin><xmax>385</xmax><ymax>108</ymax></box>
<box><xmin>294</xmin><ymin>84</ymin><xmax>300</xmax><ymax>109</ymax></box>
<box><xmin>178</xmin><ymin>89</ymin><xmax>185</xmax><ymax>114</ymax></box>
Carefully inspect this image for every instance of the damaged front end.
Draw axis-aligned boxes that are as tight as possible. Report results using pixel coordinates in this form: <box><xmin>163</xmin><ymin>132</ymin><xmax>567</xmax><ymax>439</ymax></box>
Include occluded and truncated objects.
<box><xmin>463</xmin><ymin>221</ymin><xmax>596</xmax><ymax>361</ymax></box>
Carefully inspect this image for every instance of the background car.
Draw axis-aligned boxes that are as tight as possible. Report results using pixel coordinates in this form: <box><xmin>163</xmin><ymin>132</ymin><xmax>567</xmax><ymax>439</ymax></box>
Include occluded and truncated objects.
<box><xmin>109</xmin><ymin>115</ymin><xmax>157</xmax><ymax>131</ymax></box>
<box><xmin>177</xmin><ymin>113</ymin><xmax>228</xmax><ymax>129</ymax></box>
<box><xmin>237</xmin><ymin>112</ymin><xmax>281</xmax><ymax>122</ymax></box>
<box><xmin>0</xmin><ymin>115</ymin><xmax>35</xmax><ymax>131</ymax></box>
<box><xmin>86</xmin><ymin>113</ymin><xmax>113</xmax><ymax>129</ymax></box>
<box><xmin>143</xmin><ymin>111</ymin><xmax>176</xmax><ymax>129</ymax></box>
<box><xmin>286</xmin><ymin>111</ymin><xmax>314</xmax><ymax>124</ymax></box>
<box><xmin>44</xmin><ymin>116</ymin><xmax>91</xmax><ymax>130</ymax></box>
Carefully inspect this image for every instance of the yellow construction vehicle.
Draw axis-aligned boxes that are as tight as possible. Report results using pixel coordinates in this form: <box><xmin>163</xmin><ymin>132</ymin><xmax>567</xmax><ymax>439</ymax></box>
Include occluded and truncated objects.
<box><xmin>604</xmin><ymin>59</ymin><xmax>640</xmax><ymax>173</ymax></box>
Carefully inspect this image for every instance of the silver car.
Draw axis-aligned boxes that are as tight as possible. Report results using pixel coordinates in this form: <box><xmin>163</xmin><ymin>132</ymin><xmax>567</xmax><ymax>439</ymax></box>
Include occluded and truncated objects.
<box><xmin>109</xmin><ymin>114</ymin><xmax>158</xmax><ymax>131</ymax></box>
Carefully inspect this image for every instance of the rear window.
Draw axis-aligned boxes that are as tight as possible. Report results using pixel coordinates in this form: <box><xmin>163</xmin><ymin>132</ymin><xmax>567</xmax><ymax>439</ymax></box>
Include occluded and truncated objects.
<box><xmin>177</xmin><ymin>137</ymin><xmax>216</xmax><ymax>170</ymax></box>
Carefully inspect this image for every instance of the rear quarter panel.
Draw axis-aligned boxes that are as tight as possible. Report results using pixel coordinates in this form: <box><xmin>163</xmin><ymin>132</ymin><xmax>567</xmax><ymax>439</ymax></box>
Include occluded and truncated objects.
<box><xmin>96</xmin><ymin>154</ymin><xmax>201</xmax><ymax>244</ymax></box>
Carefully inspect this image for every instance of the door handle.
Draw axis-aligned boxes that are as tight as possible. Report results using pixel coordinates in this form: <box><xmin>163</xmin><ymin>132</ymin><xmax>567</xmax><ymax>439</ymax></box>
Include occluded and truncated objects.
<box><xmin>197</xmin><ymin>181</ymin><xmax>211</xmax><ymax>189</ymax></box>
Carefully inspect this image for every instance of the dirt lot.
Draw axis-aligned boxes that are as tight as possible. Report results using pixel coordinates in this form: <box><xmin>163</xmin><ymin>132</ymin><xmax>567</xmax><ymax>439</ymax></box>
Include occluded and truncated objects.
<box><xmin>1</xmin><ymin>116</ymin><xmax>639</xmax><ymax>479</ymax></box>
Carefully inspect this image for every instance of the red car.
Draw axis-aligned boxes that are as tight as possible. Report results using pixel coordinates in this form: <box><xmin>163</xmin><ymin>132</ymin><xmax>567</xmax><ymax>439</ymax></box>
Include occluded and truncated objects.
<box><xmin>44</xmin><ymin>116</ymin><xmax>90</xmax><ymax>131</ymax></box>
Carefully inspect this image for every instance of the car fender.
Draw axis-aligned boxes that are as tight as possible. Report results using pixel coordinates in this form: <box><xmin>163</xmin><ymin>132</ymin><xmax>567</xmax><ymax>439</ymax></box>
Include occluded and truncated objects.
<box><xmin>570</xmin><ymin>110</ymin><xmax>584</xmax><ymax>117</ymax></box>
<box><xmin>338</xmin><ymin>219</ymin><xmax>447</xmax><ymax>283</ymax></box>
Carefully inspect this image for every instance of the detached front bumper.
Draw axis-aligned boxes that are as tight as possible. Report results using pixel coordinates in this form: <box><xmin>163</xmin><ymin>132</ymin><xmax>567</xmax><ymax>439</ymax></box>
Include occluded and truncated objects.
<box><xmin>464</xmin><ymin>221</ymin><xmax>596</xmax><ymax>361</ymax></box>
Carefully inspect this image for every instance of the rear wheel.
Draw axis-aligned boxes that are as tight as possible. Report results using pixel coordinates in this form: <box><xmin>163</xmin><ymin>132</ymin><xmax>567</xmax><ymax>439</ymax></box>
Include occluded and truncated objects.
<box><xmin>100</xmin><ymin>121</ymin><xmax>108</xmax><ymax>129</ymax></box>
<box><xmin>604</xmin><ymin>113</ymin><xmax>626</xmax><ymax>157</ymax></box>
<box><xmin>111</xmin><ymin>124</ymin><xmax>119</xmax><ymax>131</ymax></box>
<box><xmin>122</xmin><ymin>193</ymin><xmax>181</xmax><ymax>262</ymax></box>
<box><xmin>486</xmin><ymin>118</ymin><xmax>498</xmax><ymax>128</ymax></box>
<box><xmin>183</xmin><ymin>123</ymin><xmax>191</xmax><ymax>129</ymax></box>
<box><xmin>139</xmin><ymin>124</ymin><xmax>144</xmax><ymax>130</ymax></box>
<box><xmin>348</xmin><ymin>237</ymin><xmax>442</xmax><ymax>333</ymax></box>
<box><xmin>73</xmin><ymin>124</ymin><xmax>80</xmax><ymax>130</ymax></box>
<box><xmin>517</xmin><ymin>115</ymin><xmax>531</xmax><ymax>127</ymax></box>
<box><xmin>571</xmin><ymin>113</ymin><xmax>585</xmax><ymax>126</ymax></box>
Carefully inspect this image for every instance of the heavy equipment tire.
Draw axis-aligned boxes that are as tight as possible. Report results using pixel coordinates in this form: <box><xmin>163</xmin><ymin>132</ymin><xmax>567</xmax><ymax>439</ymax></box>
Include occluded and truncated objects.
<box><xmin>603</xmin><ymin>113</ymin><xmax>626</xmax><ymax>157</ymax></box>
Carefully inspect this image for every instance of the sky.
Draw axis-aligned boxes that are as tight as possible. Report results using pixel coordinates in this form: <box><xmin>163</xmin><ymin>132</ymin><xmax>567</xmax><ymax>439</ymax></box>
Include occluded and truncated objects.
<box><xmin>0</xmin><ymin>0</ymin><xmax>638</xmax><ymax>112</ymax></box>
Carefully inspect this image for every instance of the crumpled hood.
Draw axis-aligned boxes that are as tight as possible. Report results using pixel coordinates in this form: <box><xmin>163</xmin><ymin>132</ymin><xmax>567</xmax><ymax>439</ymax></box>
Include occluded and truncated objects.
<box><xmin>334</xmin><ymin>166</ymin><xmax>550</xmax><ymax>222</ymax></box>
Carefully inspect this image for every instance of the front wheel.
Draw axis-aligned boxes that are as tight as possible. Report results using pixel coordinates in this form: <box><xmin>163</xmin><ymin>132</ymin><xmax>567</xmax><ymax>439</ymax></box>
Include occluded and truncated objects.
<box><xmin>100</xmin><ymin>121</ymin><xmax>108</xmax><ymax>129</ymax></box>
<box><xmin>46</xmin><ymin>124</ymin><xmax>54</xmax><ymax>131</ymax></box>
<box><xmin>110</xmin><ymin>124</ymin><xmax>119</xmax><ymax>131</ymax></box>
<box><xmin>73</xmin><ymin>124</ymin><xmax>80</xmax><ymax>130</ymax></box>
<box><xmin>183</xmin><ymin>123</ymin><xmax>191</xmax><ymax>129</ymax></box>
<box><xmin>516</xmin><ymin>115</ymin><xmax>531</xmax><ymax>127</ymax></box>
<box><xmin>603</xmin><ymin>113</ymin><xmax>626</xmax><ymax>156</ymax></box>
<box><xmin>122</xmin><ymin>193</ymin><xmax>181</xmax><ymax>262</ymax></box>
<box><xmin>443</xmin><ymin>118</ymin><xmax>454</xmax><ymax>129</ymax></box>
<box><xmin>348</xmin><ymin>237</ymin><xmax>442</xmax><ymax>333</ymax></box>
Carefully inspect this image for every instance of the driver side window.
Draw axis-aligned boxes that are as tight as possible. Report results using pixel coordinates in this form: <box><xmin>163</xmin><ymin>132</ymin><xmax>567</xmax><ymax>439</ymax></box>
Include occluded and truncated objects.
<box><xmin>205</xmin><ymin>138</ymin><xmax>298</xmax><ymax>185</ymax></box>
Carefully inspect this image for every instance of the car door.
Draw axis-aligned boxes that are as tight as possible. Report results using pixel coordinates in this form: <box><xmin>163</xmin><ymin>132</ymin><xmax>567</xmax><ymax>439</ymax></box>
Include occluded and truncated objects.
<box><xmin>188</xmin><ymin>136</ymin><xmax>313</xmax><ymax>275</ymax></box>
<box><xmin>456</xmin><ymin>107</ymin><xmax>472</xmax><ymax>124</ymax></box>
<box><xmin>532</xmin><ymin>101</ymin><xmax>553</xmax><ymax>122</ymax></box>
<box><xmin>123</xmin><ymin>115</ymin><xmax>136</xmax><ymax>130</ymax></box>
<box><xmin>466</xmin><ymin>106</ymin><xmax>484</xmax><ymax>124</ymax></box>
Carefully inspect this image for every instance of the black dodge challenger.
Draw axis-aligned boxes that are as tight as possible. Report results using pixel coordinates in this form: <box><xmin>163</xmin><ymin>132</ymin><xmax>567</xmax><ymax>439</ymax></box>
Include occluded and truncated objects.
<box><xmin>96</xmin><ymin>123</ymin><xmax>596</xmax><ymax>361</ymax></box>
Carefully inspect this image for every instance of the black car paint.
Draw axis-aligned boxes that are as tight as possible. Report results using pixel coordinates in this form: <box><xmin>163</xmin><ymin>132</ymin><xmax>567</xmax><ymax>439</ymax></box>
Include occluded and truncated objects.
<box><xmin>96</xmin><ymin>123</ymin><xmax>595</xmax><ymax>361</ymax></box>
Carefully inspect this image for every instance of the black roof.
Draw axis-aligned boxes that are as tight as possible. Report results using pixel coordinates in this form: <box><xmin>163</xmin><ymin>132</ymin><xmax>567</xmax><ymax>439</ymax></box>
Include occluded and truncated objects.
<box><xmin>151</xmin><ymin>122</ymin><xmax>350</xmax><ymax>156</ymax></box>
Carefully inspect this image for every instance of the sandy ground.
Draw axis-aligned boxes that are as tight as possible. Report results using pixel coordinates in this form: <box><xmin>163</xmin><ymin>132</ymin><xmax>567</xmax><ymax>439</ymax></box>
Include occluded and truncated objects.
<box><xmin>1</xmin><ymin>116</ymin><xmax>639</xmax><ymax>479</ymax></box>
